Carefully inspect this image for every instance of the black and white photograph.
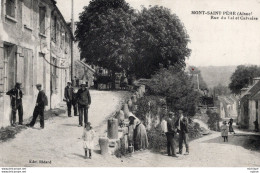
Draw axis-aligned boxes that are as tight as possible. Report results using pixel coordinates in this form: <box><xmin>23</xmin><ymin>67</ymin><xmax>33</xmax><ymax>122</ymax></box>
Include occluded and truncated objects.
<box><xmin>0</xmin><ymin>0</ymin><xmax>260</xmax><ymax>170</ymax></box>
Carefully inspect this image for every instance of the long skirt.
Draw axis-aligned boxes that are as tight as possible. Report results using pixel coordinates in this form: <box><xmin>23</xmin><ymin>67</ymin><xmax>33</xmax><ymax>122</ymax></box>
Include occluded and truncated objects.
<box><xmin>134</xmin><ymin>123</ymin><xmax>149</xmax><ymax>150</ymax></box>
<box><xmin>229</xmin><ymin>125</ymin><xmax>234</xmax><ymax>132</ymax></box>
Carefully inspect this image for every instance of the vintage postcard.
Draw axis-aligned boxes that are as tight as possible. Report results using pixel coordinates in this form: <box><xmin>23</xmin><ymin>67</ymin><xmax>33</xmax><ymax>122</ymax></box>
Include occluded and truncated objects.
<box><xmin>0</xmin><ymin>0</ymin><xmax>260</xmax><ymax>170</ymax></box>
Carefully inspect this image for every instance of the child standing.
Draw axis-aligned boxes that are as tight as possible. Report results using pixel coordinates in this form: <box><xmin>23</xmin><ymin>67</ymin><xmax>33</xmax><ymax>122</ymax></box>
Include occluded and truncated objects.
<box><xmin>221</xmin><ymin>121</ymin><xmax>228</xmax><ymax>142</ymax></box>
<box><xmin>82</xmin><ymin>122</ymin><xmax>95</xmax><ymax>159</ymax></box>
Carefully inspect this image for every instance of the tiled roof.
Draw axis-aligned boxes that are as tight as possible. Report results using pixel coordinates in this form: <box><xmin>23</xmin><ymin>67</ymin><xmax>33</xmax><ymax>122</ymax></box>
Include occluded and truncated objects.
<box><xmin>241</xmin><ymin>80</ymin><xmax>260</xmax><ymax>100</ymax></box>
<box><xmin>252</xmin><ymin>91</ymin><xmax>260</xmax><ymax>100</ymax></box>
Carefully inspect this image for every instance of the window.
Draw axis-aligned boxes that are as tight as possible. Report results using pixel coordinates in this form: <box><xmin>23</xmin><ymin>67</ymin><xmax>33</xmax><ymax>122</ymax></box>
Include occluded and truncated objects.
<box><xmin>23</xmin><ymin>0</ymin><xmax>33</xmax><ymax>29</ymax></box>
<box><xmin>56</xmin><ymin>22</ymin><xmax>60</xmax><ymax>45</ymax></box>
<box><xmin>6</xmin><ymin>0</ymin><xmax>16</xmax><ymax>18</ymax></box>
<box><xmin>60</xmin><ymin>26</ymin><xmax>64</xmax><ymax>49</ymax></box>
<box><xmin>51</xmin><ymin>15</ymin><xmax>57</xmax><ymax>42</ymax></box>
<box><xmin>39</xmin><ymin>6</ymin><xmax>46</xmax><ymax>34</ymax></box>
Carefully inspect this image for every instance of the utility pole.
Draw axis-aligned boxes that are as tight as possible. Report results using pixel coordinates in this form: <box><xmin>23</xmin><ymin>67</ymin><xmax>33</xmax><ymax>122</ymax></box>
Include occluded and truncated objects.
<box><xmin>71</xmin><ymin>0</ymin><xmax>74</xmax><ymax>84</ymax></box>
<box><xmin>196</xmin><ymin>74</ymin><xmax>200</xmax><ymax>90</ymax></box>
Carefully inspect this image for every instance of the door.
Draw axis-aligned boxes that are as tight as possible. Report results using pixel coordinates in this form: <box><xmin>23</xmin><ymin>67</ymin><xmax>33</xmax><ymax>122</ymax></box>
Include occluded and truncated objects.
<box><xmin>4</xmin><ymin>44</ymin><xmax>17</xmax><ymax>91</ymax></box>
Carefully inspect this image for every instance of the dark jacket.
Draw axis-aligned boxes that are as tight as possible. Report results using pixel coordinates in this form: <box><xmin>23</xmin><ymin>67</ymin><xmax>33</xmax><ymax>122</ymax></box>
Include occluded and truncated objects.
<box><xmin>175</xmin><ymin>117</ymin><xmax>189</xmax><ymax>134</ymax></box>
<box><xmin>36</xmin><ymin>90</ymin><xmax>46</xmax><ymax>108</ymax></box>
<box><xmin>166</xmin><ymin>118</ymin><xmax>177</xmax><ymax>135</ymax></box>
<box><xmin>77</xmin><ymin>88</ymin><xmax>91</xmax><ymax>106</ymax></box>
<box><xmin>64</xmin><ymin>86</ymin><xmax>73</xmax><ymax>101</ymax></box>
<box><xmin>6</xmin><ymin>88</ymin><xmax>23</xmax><ymax>106</ymax></box>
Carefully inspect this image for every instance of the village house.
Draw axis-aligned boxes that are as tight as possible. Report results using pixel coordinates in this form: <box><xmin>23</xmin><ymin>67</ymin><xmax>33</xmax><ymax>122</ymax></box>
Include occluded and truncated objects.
<box><xmin>0</xmin><ymin>0</ymin><xmax>73</xmax><ymax>127</ymax></box>
<box><xmin>74</xmin><ymin>59</ymin><xmax>95</xmax><ymax>88</ymax></box>
<box><xmin>217</xmin><ymin>95</ymin><xmax>238</xmax><ymax>119</ymax></box>
<box><xmin>238</xmin><ymin>77</ymin><xmax>260</xmax><ymax>130</ymax></box>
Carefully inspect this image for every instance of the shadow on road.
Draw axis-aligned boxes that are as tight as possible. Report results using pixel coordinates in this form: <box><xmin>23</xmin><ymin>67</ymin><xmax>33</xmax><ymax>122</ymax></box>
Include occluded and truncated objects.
<box><xmin>72</xmin><ymin>153</ymin><xmax>86</xmax><ymax>159</ymax></box>
<box><xmin>93</xmin><ymin>149</ymin><xmax>101</xmax><ymax>154</ymax></box>
<box><xmin>62</xmin><ymin>124</ymin><xmax>79</xmax><ymax>127</ymax></box>
<box><xmin>202</xmin><ymin>133</ymin><xmax>260</xmax><ymax>153</ymax></box>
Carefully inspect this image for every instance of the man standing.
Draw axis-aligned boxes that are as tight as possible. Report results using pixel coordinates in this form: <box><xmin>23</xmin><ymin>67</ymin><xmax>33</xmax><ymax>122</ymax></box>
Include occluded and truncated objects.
<box><xmin>77</xmin><ymin>82</ymin><xmax>91</xmax><ymax>127</ymax></box>
<box><xmin>6</xmin><ymin>82</ymin><xmax>23</xmax><ymax>126</ymax></box>
<box><xmin>64</xmin><ymin>82</ymin><xmax>76</xmax><ymax>117</ymax></box>
<box><xmin>162</xmin><ymin>112</ymin><xmax>178</xmax><ymax>157</ymax></box>
<box><xmin>176</xmin><ymin>110</ymin><xmax>189</xmax><ymax>155</ymax></box>
<box><xmin>27</xmin><ymin>84</ymin><xmax>47</xmax><ymax>129</ymax></box>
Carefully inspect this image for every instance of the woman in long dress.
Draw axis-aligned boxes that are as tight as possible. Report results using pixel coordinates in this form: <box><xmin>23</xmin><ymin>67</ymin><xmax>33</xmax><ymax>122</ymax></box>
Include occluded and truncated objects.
<box><xmin>228</xmin><ymin>118</ymin><xmax>235</xmax><ymax>134</ymax></box>
<box><xmin>128</xmin><ymin>113</ymin><xmax>149</xmax><ymax>151</ymax></box>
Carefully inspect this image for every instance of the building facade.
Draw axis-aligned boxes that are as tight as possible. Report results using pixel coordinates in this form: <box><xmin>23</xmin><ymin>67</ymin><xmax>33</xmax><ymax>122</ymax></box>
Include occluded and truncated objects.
<box><xmin>0</xmin><ymin>0</ymin><xmax>73</xmax><ymax>127</ymax></box>
<box><xmin>238</xmin><ymin>78</ymin><xmax>260</xmax><ymax>130</ymax></box>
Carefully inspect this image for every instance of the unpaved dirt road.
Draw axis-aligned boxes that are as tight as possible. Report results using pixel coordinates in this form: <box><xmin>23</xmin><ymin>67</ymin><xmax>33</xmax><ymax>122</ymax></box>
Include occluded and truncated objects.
<box><xmin>1</xmin><ymin>90</ymin><xmax>260</xmax><ymax>167</ymax></box>
<box><xmin>0</xmin><ymin>90</ymin><xmax>130</xmax><ymax>167</ymax></box>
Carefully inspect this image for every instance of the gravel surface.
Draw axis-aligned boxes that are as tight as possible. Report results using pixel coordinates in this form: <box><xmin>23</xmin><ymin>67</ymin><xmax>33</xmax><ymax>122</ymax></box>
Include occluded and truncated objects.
<box><xmin>1</xmin><ymin>91</ymin><xmax>259</xmax><ymax>167</ymax></box>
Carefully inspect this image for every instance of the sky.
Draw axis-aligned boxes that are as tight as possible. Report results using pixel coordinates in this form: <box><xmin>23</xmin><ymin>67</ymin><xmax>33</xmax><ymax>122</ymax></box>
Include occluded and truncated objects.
<box><xmin>56</xmin><ymin>0</ymin><xmax>260</xmax><ymax>67</ymax></box>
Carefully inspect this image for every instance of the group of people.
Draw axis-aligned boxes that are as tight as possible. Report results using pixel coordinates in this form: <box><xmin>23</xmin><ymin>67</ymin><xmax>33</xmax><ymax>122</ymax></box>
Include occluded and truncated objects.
<box><xmin>7</xmin><ymin>82</ymin><xmax>48</xmax><ymax>129</ymax></box>
<box><xmin>64</xmin><ymin>81</ymin><xmax>96</xmax><ymax>159</ymax></box>
<box><xmin>64</xmin><ymin>81</ymin><xmax>91</xmax><ymax>127</ymax></box>
<box><xmin>220</xmin><ymin>118</ymin><xmax>236</xmax><ymax>142</ymax></box>
<box><xmin>161</xmin><ymin>108</ymin><xmax>189</xmax><ymax>158</ymax></box>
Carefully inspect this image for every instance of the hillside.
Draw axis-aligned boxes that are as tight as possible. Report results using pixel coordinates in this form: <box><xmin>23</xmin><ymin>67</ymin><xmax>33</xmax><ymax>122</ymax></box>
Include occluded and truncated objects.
<box><xmin>198</xmin><ymin>66</ymin><xmax>237</xmax><ymax>88</ymax></box>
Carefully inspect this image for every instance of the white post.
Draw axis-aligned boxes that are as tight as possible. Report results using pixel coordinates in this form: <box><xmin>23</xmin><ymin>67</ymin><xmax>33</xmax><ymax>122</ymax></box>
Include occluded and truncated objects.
<box><xmin>197</xmin><ymin>74</ymin><xmax>200</xmax><ymax>90</ymax></box>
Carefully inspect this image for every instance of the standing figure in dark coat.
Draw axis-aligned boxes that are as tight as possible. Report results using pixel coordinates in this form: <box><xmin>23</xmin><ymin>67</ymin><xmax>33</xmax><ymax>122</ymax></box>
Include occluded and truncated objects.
<box><xmin>161</xmin><ymin>112</ymin><xmax>178</xmax><ymax>157</ymax></box>
<box><xmin>27</xmin><ymin>84</ymin><xmax>47</xmax><ymax>129</ymax></box>
<box><xmin>6</xmin><ymin>82</ymin><xmax>24</xmax><ymax>126</ymax></box>
<box><xmin>228</xmin><ymin>118</ymin><xmax>235</xmax><ymax>134</ymax></box>
<box><xmin>77</xmin><ymin>83</ymin><xmax>91</xmax><ymax>127</ymax></box>
<box><xmin>175</xmin><ymin>110</ymin><xmax>189</xmax><ymax>155</ymax></box>
<box><xmin>64</xmin><ymin>82</ymin><xmax>77</xmax><ymax>117</ymax></box>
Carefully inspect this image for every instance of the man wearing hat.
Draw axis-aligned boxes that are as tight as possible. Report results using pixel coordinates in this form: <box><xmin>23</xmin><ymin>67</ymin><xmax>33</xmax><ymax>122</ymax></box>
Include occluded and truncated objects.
<box><xmin>76</xmin><ymin>82</ymin><xmax>91</xmax><ymax>126</ymax></box>
<box><xmin>6</xmin><ymin>82</ymin><xmax>24</xmax><ymax>126</ymax></box>
<box><xmin>64</xmin><ymin>81</ymin><xmax>77</xmax><ymax>117</ymax></box>
<box><xmin>175</xmin><ymin>110</ymin><xmax>189</xmax><ymax>155</ymax></box>
<box><xmin>27</xmin><ymin>84</ymin><xmax>47</xmax><ymax>129</ymax></box>
<box><xmin>165</xmin><ymin>112</ymin><xmax>178</xmax><ymax>157</ymax></box>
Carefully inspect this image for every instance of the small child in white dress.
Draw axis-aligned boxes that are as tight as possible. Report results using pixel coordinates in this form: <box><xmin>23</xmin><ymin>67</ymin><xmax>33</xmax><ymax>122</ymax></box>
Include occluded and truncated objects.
<box><xmin>82</xmin><ymin>122</ymin><xmax>95</xmax><ymax>159</ymax></box>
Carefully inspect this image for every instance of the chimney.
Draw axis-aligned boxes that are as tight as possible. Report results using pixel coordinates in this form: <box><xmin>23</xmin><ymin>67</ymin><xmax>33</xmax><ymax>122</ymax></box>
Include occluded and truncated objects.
<box><xmin>253</xmin><ymin>77</ymin><xmax>260</xmax><ymax>85</ymax></box>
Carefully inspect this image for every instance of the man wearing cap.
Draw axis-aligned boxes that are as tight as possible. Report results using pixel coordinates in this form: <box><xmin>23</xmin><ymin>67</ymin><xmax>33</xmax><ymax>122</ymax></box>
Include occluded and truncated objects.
<box><xmin>27</xmin><ymin>84</ymin><xmax>47</xmax><ymax>129</ymax></box>
<box><xmin>64</xmin><ymin>82</ymin><xmax>76</xmax><ymax>117</ymax></box>
<box><xmin>161</xmin><ymin>111</ymin><xmax>178</xmax><ymax>157</ymax></box>
<box><xmin>77</xmin><ymin>82</ymin><xmax>91</xmax><ymax>127</ymax></box>
<box><xmin>175</xmin><ymin>110</ymin><xmax>189</xmax><ymax>155</ymax></box>
<box><xmin>6</xmin><ymin>82</ymin><xmax>24</xmax><ymax>126</ymax></box>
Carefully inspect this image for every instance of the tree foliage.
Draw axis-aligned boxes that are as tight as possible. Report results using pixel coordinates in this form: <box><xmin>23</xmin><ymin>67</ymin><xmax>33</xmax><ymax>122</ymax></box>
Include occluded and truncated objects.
<box><xmin>229</xmin><ymin>65</ymin><xmax>260</xmax><ymax>94</ymax></box>
<box><xmin>210</xmin><ymin>83</ymin><xmax>231</xmax><ymax>96</ymax></box>
<box><xmin>133</xmin><ymin>6</ymin><xmax>191</xmax><ymax>78</ymax></box>
<box><xmin>75</xmin><ymin>0</ymin><xmax>136</xmax><ymax>73</ymax></box>
<box><xmin>76</xmin><ymin>1</ymin><xmax>191</xmax><ymax>78</ymax></box>
<box><xmin>147</xmin><ymin>66</ymin><xmax>199</xmax><ymax>116</ymax></box>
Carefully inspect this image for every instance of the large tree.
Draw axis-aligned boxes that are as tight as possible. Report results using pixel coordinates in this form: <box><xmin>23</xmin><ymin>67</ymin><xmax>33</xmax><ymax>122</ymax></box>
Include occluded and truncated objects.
<box><xmin>229</xmin><ymin>65</ymin><xmax>260</xmax><ymax>94</ymax></box>
<box><xmin>75</xmin><ymin>0</ymin><xmax>136</xmax><ymax>75</ymax></box>
<box><xmin>133</xmin><ymin>6</ymin><xmax>191</xmax><ymax>78</ymax></box>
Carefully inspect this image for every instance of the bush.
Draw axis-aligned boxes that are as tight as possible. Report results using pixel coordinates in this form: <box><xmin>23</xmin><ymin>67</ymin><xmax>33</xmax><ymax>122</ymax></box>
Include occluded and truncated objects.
<box><xmin>147</xmin><ymin>126</ymin><xmax>167</xmax><ymax>152</ymax></box>
<box><xmin>206</xmin><ymin>110</ymin><xmax>221</xmax><ymax>131</ymax></box>
<box><xmin>188</xmin><ymin>122</ymin><xmax>203</xmax><ymax>139</ymax></box>
<box><xmin>135</xmin><ymin>95</ymin><xmax>163</xmax><ymax>126</ymax></box>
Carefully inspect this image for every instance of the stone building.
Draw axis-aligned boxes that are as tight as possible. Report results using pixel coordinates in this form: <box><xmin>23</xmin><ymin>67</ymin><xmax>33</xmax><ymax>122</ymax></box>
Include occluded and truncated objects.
<box><xmin>0</xmin><ymin>0</ymin><xmax>73</xmax><ymax>127</ymax></box>
<box><xmin>238</xmin><ymin>77</ymin><xmax>260</xmax><ymax>130</ymax></box>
